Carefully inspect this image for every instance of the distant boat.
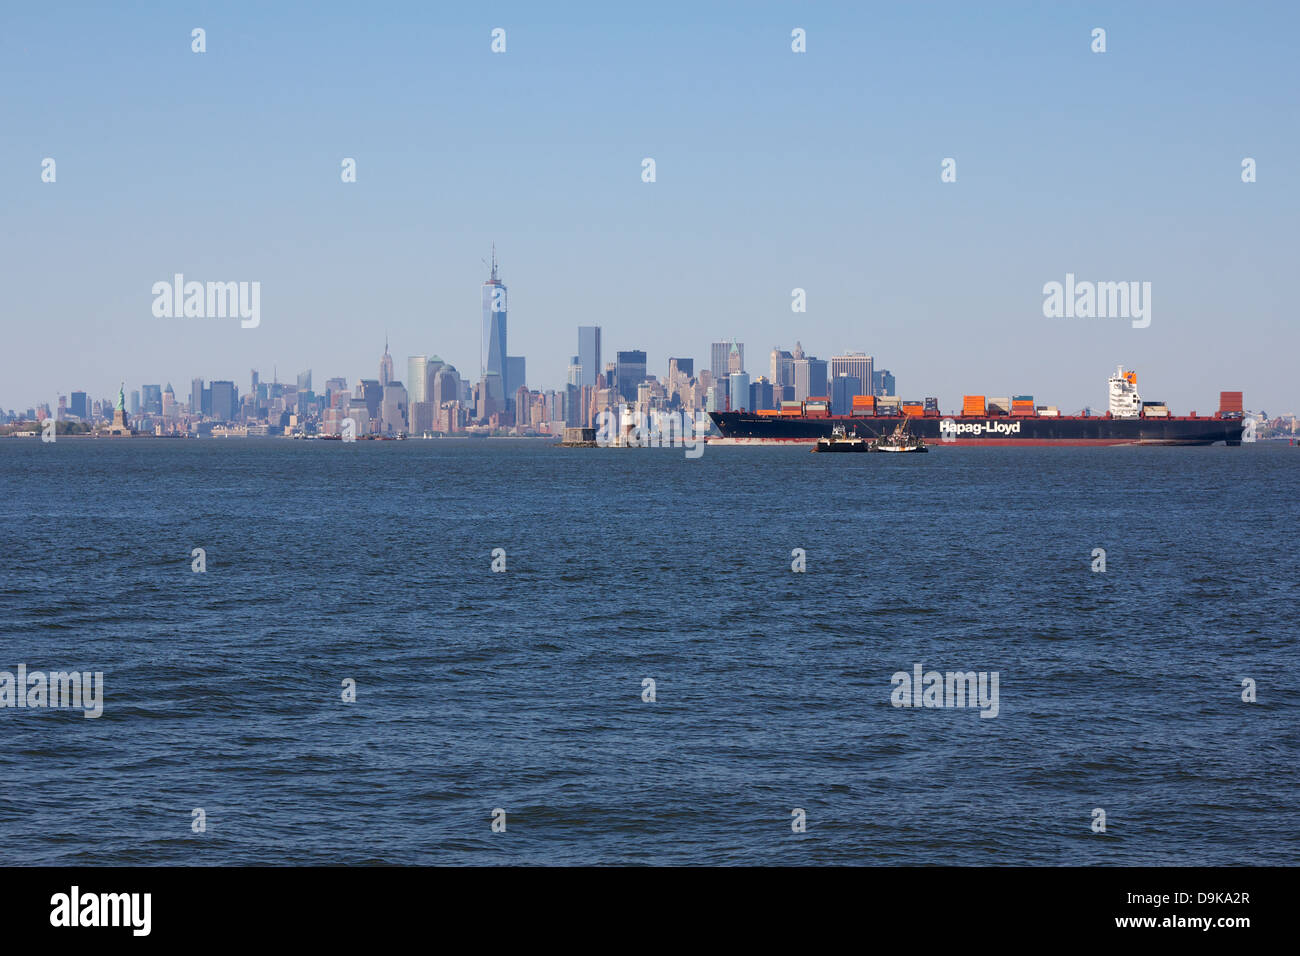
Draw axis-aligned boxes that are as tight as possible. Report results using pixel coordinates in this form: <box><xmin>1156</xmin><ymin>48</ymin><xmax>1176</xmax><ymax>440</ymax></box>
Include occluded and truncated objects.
<box><xmin>869</xmin><ymin>418</ymin><xmax>928</xmax><ymax>453</ymax></box>
<box><xmin>811</xmin><ymin>424</ymin><xmax>870</xmax><ymax>453</ymax></box>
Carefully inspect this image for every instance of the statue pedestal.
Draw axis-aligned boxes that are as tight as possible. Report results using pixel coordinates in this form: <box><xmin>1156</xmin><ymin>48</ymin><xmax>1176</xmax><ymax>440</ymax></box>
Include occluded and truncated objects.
<box><xmin>104</xmin><ymin>407</ymin><xmax>133</xmax><ymax>437</ymax></box>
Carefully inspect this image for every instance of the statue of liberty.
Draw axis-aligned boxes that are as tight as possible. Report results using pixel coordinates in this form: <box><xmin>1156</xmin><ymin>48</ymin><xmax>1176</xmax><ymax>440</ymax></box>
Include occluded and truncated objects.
<box><xmin>117</xmin><ymin>382</ymin><xmax>126</xmax><ymax>411</ymax></box>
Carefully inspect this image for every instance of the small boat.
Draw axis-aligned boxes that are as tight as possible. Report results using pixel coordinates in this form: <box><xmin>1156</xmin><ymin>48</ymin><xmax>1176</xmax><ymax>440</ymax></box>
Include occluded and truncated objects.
<box><xmin>869</xmin><ymin>418</ymin><xmax>928</xmax><ymax>453</ymax></box>
<box><xmin>812</xmin><ymin>424</ymin><xmax>870</xmax><ymax>453</ymax></box>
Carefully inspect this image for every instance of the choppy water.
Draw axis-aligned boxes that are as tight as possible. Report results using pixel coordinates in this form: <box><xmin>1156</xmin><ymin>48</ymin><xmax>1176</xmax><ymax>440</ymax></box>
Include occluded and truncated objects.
<box><xmin>0</xmin><ymin>438</ymin><xmax>1296</xmax><ymax>865</ymax></box>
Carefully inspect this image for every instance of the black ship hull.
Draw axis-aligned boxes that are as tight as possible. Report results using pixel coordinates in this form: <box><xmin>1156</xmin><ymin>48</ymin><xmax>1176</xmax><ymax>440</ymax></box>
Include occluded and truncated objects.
<box><xmin>709</xmin><ymin>412</ymin><xmax>1244</xmax><ymax>446</ymax></box>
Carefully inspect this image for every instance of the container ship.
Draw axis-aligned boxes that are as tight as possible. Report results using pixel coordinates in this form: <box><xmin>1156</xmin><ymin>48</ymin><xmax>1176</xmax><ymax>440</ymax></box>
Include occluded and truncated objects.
<box><xmin>709</xmin><ymin>367</ymin><xmax>1245</xmax><ymax>446</ymax></box>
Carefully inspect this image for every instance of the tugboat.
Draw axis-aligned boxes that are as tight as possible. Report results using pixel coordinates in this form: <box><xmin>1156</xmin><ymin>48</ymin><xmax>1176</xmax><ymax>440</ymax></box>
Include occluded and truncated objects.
<box><xmin>811</xmin><ymin>424</ymin><xmax>870</xmax><ymax>453</ymax></box>
<box><xmin>868</xmin><ymin>418</ymin><xmax>928</xmax><ymax>453</ymax></box>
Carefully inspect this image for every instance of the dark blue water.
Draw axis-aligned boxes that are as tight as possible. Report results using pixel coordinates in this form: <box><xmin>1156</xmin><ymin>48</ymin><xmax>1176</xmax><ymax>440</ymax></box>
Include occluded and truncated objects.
<box><xmin>1</xmin><ymin>439</ymin><xmax>1296</xmax><ymax>865</ymax></box>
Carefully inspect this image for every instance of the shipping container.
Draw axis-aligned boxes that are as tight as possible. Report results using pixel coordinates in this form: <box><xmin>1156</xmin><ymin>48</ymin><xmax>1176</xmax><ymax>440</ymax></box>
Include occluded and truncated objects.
<box><xmin>1219</xmin><ymin>391</ymin><xmax>1244</xmax><ymax>413</ymax></box>
<box><xmin>962</xmin><ymin>395</ymin><xmax>986</xmax><ymax>415</ymax></box>
<box><xmin>1038</xmin><ymin>408</ymin><xmax>1060</xmax><ymax>417</ymax></box>
<box><xmin>852</xmin><ymin>394</ymin><xmax>875</xmax><ymax>408</ymax></box>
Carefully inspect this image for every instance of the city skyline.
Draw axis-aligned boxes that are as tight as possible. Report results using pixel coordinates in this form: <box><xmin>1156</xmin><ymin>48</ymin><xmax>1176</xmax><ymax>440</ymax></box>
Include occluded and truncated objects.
<box><xmin>4</xmin><ymin>3</ymin><xmax>1296</xmax><ymax>413</ymax></box>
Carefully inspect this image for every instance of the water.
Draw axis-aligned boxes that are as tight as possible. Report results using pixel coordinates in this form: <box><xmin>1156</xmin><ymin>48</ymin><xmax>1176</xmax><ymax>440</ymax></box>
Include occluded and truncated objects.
<box><xmin>1</xmin><ymin>438</ymin><xmax>1296</xmax><ymax>865</ymax></box>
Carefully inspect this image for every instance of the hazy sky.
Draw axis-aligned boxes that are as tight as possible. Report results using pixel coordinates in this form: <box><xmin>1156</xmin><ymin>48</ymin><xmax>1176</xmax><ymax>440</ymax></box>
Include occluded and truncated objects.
<box><xmin>3</xmin><ymin>1</ymin><xmax>1296</xmax><ymax>413</ymax></box>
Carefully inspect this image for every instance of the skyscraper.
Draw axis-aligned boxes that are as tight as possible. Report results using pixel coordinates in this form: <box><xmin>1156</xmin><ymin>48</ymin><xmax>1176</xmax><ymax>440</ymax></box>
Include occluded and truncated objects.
<box><xmin>793</xmin><ymin>355</ymin><xmax>828</xmax><ymax>402</ymax></box>
<box><xmin>482</xmin><ymin>246</ymin><xmax>507</xmax><ymax>385</ymax></box>
<box><xmin>832</xmin><ymin>374</ymin><xmax>863</xmax><ymax>414</ymax></box>
<box><xmin>379</xmin><ymin>338</ymin><xmax>394</xmax><ymax>387</ymax></box>
<box><xmin>191</xmin><ymin>378</ymin><xmax>204</xmax><ymax>415</ymax></box>
<box><xmin>830</xmin><ymin>353</ymin><xmax>873</xmax><ymax>394</ymax></box>
<box><xmin>615</xmin><ymin>350</ymin><xmax>647</xmax><ymax>402</ymax></box>
<box><xmin>297</xmin><ymin>370</ymin><xmax>312</xmax><ymax>392</ymax></box>
<box><xmin>141</xmin><ymin>384</ymin><xmax>162</xmax><ymax>415</ymax></box>
<box><xmin>69</xmin><ymin>391</ymin><xmax>87</xmax><ymax>420</ymax></box>
<box><xmin>872</xmin><ymin>369</ymin><xmax>896</xmax><ymax>397</ymax></box>
<box><xmin>578</xmin><ymin>326</ymin><xmax>601</xmax><ymax>390</ymax></box>
<box><xmin>381</xmin><ymin>382</ymin><xmax>408</xmax><ymax>435</ymax></box>
<box><xmin>728</xmin><ymin>340</ymin><xmax>745</xmax><ymax>374</ymax></box>
<box><xmin>407</xmin><ymin>355</ymin><xmax>428</xmax><ymax>404</ymax></box>
<box><xmin>711</xmin><ymin>341</ymin><xmax>732</xmax><ymax>381</ymax></box>
<box><xmin>729</xmin><ymin>372</ymin><xmax>750</xmax><ymax>411</ymax></box>
<box><xmin>668</xmin><ymin>357</ymin><xmax>694</xmax><ymax>381</ymax></box>
<box><xmin>506</xmin><ymin>356</ymin><xmax>526</xmax><ymax>397</ymax></box>
<box><xmin>209</xmin><ymin>381</ymin><xmax>237</xmax><ymax>422</ymax></box>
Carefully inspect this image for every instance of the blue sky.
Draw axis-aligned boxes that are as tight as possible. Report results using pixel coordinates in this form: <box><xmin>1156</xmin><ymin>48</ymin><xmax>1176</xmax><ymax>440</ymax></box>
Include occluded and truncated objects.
<box><xmin>2</xmin><ymin>1</ymin><xmax>1296</xmax><ymax>412</ymax></box>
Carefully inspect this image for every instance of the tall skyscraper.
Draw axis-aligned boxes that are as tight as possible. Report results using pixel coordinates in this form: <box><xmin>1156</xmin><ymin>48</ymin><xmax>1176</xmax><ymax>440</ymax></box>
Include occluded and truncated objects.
<box><xmin>729</xmin><ymin>372</ymin><xmax>750</xmax><ymax>411</ymax></box>
<box><xmin>711</xmin><ymin>341</ymin><xmax>733</xmax><ymax>381</ymax></box>
<box><xmin>379</xmin><ymin>338</ymin><xmax>394</xmax><ymax>387</ymax></box>
<box><xmin>668</xmin><ymin>357</ymin><xmax>694</xmax><ymax>381</ymax></box>
<box><xmin>209</xmin><ymin>381</ymin><xmax>237</xmax><ymax>422</ymax></box>
<box><xmin>728</xmin><ymin>340</ymin><xmax>745</xmax><ymax>374</ymax></box>
<box><xmin>191</xmin><ymin>378</ymin><xmax>204</xmax><ymax>415</ymax></box>
<box><xmin>578</xmin><ymin>326</ymin><xmax>601</xmax><ymax>390</ymax></box>
<box><xmin>381</xmin><ymin>382</ymin><xmax>408</xmax><ymax>435</ymax></box>
<box><xmin>297</xmin><ymin>370</ymin><xmax>312</xmax><ymax>392</ymax></box>
<box><xmin>832</xmin><ymin>374</ymin><xmax>863</xmax><ymax>414</ymax></box>
<box><xmin>793</xmin><ymin>355</ymin><xmax>828</xmax><ymax>401</ymax></box>
<box><xmin>482</xmin><ymin>246</ymin><xmax>507</xmax><ymax>384</ymax></box>
<box><xmin>506</xmin><ymin>356</ymin><xmax>526</xmax><ymax>397</ymax></box>
<box><xmin>615</xmin><ymin>350</ymin><xmax>647</xmax><ymax>402</ymax></box>
<box><xmin>567</xmin><ymin>356</ymin><xmax>582</xmax><ymax>387</ymax></box>
<box><xmin>407</xmin><ymin>356</ymin><xmax>428</xmax><ymax>404</ymax></box>
<box><xmin>69</xmin><ymin>391</ymin><xmax>87</xmax><ymax>420</ymax></box>
<box><xmin>872</xmin><ymin>369</ymin><xmax>896</xmax><ymax>397</ymax></box>
<box><xmin>770</xmin><ymin>348</ymin><xmax>794</xmax><ymax>389</ymax></box>
<box><xmin>830</xmin><ymin>353</ymin><xmax>873</xmax><ymax>394</ymax></box>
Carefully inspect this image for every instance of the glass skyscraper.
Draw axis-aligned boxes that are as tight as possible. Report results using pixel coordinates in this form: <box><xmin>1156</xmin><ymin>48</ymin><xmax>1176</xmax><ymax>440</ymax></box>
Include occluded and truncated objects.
<box><xmin>481</xmin><ymin>247</ymin><xmax>507</xmax><ymax>392</ymax></box>
<box><xmin>615</xmin><ymin>350</ymin><xmax>647</xmax><ymax>402</ymax></box>
<box><xmin>578</xmin><ymin>326</ymin><xmax>601</xmax><ymax>389</ymax></box>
